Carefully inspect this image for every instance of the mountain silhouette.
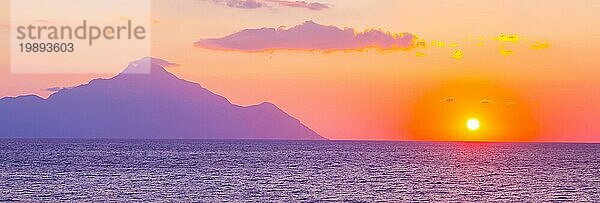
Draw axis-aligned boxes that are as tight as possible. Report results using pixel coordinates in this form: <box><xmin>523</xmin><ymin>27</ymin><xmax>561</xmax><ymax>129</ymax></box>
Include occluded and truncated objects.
<box><xmin>0</xmin><ymin>57</ymin><xmax>325</xmax><ymax>140</ymax></box>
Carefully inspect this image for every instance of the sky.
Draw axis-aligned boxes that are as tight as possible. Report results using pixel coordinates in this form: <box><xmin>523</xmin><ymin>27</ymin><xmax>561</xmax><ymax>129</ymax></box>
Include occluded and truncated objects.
<box><xmin>1</xmin><ymin>0</ymin><xmax>600</xmax><ymax>142</ymax></box>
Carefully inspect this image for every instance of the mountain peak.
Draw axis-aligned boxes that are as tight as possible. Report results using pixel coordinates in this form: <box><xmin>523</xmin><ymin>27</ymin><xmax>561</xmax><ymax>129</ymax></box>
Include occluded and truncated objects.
<box><xmin>120</xmin><ymin>57</ymin><xmax>179</xmax><ymax>76</ymax></box>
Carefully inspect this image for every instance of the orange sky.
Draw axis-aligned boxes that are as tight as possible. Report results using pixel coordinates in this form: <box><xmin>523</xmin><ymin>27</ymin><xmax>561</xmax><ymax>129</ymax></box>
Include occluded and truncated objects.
<box><xmin>1</xmin><ymin>0</ymin><xmax>600</xmax><ymax>142</ymax></box>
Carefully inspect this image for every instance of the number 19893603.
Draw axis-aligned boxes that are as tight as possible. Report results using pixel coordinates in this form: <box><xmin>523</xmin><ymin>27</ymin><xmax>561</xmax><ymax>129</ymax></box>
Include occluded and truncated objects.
<box><xmin>19</xmin><ymin>43</ymin><xmax>74</xmax><ymax>53</ymax></box>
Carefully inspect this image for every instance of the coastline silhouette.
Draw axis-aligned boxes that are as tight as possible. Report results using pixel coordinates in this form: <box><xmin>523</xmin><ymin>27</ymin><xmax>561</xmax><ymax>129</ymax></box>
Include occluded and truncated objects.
<box><xmin>0</xmin><ymin>58</ymin><xmax>324</xmax><ymax>140</ymax></box>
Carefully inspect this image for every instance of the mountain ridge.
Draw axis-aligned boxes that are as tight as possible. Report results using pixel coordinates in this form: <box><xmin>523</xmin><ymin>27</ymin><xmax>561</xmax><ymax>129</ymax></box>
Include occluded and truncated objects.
<box><xmin>0</xmin><ymin>57</ymin><xmax>325</xmax><ymax>140</ymax></box>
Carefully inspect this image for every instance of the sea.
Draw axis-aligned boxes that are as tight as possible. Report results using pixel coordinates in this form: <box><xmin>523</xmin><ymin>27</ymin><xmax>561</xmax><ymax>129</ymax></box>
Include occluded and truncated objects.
<box><xmin>0</xmin><ymin>139</ymin><xmax>599</xmax><ymax>202</ymax></box>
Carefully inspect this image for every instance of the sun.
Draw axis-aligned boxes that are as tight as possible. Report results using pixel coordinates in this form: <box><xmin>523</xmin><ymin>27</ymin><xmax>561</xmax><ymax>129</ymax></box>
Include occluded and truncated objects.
<box><xmin>467</xmin><ymin>118</ymin><xmax>480</xmax><ymax>131</ymax></box>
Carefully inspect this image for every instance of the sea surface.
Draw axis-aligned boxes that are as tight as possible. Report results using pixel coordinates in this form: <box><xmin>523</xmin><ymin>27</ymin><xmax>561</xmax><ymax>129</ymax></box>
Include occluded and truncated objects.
<box><xmin>0</xmin><ymin>139</ymin><xmax>599</xmax><ymax>202</ymax></box>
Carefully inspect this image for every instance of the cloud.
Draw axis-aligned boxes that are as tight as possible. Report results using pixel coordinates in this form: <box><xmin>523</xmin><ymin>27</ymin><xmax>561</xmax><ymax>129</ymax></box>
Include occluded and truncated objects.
<box><xmin>195</xmin><ymin>21</ymin><xmax>417</xmax><ymax>52</ymax></box>
<box><xmin>264</xmin><ymin>0</ymin><xmax>329</xmax><ymax>10</ymax></box>
<box><xmin>132</xmin><ymin>57</ymin><xmax>180</xmax><ymax>68</ymax></box>
<box><xmin>443</xmin><ymin>97</ymin><xmax>455</xmax><ymax>102</ymax></box>
<box><xmin>210</xmin><ymin>0</ymin><xmax>265</xmax><ymax>9</ymax></box>
<box><xmin>480</xmin><ymin>99</ymin><xmax>500</xmax><ymax>104</ymax></box>
<box><xmin>531</xmin><ymin>41</ymin><xmax>550</xmax><ymax>50</ymax></box>
<box><xmin>499</xmin><ymin>46</ymin><xmax>514</xmax><ymax>56</ymax></box>
<box><xmin>45</xmin><ymin>87</ymin><xmax>64</xmax><ymax>92</ymax></box>
<box><xmin>496</xmin><ymin>34</ymin><xmax>519</xmax><ymax>43</ymax></box>
<box><xmin>149</xmin><ymin>18</ymin><xmax>160</xmax><ymax>24</ymax></box>
<box><xmin>205</xmin><ymin>0</ymin><xmax>328</xmax><ymax>10</ymax></box>
<box><xmin>44</xmin><ymin>86</ymin><xmax>74</xmax><ymax>92</ymax></box>
<box><xmin>122</xmin><ymin>57</ymin><xmax>180</xmax><ymax>74</ymax></box>
<box><xmin>452</xmin><ymin>50</ymin><xmax>463</xmax><ymax>59</ymax></box>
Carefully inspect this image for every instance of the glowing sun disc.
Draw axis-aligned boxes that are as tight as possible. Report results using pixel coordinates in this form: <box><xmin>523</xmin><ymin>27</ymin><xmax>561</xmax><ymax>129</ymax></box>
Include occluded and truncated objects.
<box><xmin>467</xmin><ymin>118</ymin><xmax>480</xmax><ymax>131</ymax></box>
